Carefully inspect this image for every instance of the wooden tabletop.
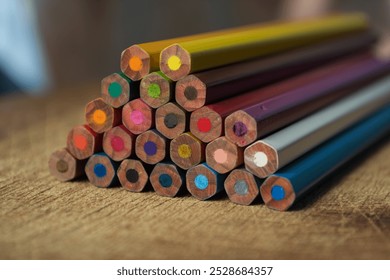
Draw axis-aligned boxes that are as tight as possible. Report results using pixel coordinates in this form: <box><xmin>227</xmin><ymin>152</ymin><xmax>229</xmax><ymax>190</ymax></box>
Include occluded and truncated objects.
<box><xmin>0</xmin><ymin>84</ymin><xmax>389</xmax><ymax>259</ymax></box>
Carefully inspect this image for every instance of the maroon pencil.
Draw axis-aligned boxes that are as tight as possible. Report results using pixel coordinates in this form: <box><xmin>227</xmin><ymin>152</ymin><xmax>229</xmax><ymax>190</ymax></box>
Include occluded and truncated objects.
<box><xmin>175</xmin><ymin>31</ymin><xmax>376</xmax><ymax>112</ymax></box>
<box><xmin>190</xmin><ymin>52</ymin><xmax>387</xmax><ymax>143</ymax></box>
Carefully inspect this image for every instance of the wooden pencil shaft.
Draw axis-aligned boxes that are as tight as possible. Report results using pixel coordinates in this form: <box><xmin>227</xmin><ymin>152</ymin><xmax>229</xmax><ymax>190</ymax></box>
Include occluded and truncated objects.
<box><xmin>224</xmin><ymin>168</ymin><xmax>263</xmax><ymax>206</ymax></box>
<box><xmin>190</xmin><ymin>52</ymin><xmax>376</xmax><ymax>143</ymax></box>
<box><xmin>155</xmin><ymin>102</ymin><xmax>189</xmax><ymax>139</ymax></box>
<box><xmin>48</xmin><ymin>148</ymin><xmax>86</xmax><ymax>182</ymax></box>
<box><xmin>260</xmin><ymin>105</ymin><xmax>390</xmax><ymax>211</ymax></box>
<box><xmin>225</xmin><ymin>56</ymin><xmax>390</xmax><ymax>147</ymax></box>
<box><xmin>120</xmin><ymin>22</ymin><xmax>268</xmax><ymax>80</ymax></box>
<box><xmin>246</xmin><ymin>76</ymin><xmax>390</xmax><ymax>178</ymax></box>
<box><xmin>186</xmin><ymin>163</ymin><xmax>227</xmax><ymax>200</ymax></box>
<box><xmin>102</xmin><ymin>124</ymin><xmax>135</xmax><ymax>161</ymax></box>
<box><xmin>135</xmin><ymin>129</ymin><xmax>168</xmax><ymax>165</ymax></box>
<box><xmin>66</xmin><ymin>124</ymin><xmax>103</xmax><ymax>160</ymax></box>
<box><xmin>117</xmin><ymin>159</ymin><xmax>152</xmax><ymax>192</ymax></box>
<box><xmin>85</xmin><ymin>152</ymin><xmax>119</xmax><ymax>188</ymax></box>
<box><xmin>170</xmin><ymin>132</ymin><xmax>205</xmax><ymax>170</ymax></box>
<box><xmin>101</xmin><ymin>72</ymin><xmax>139</xmax><ymax>108</ymax></box>
<box><xmin>122</xmin><ymin>98</ymin><xmax>155</xmax><ymax>135</ymax></box>
<box><xmin>140</xmin><ymin>71</ymin><xmax>174</xmax><ymax>108</ymax></box>
<box><xmin>150</xmin><ymin>162</ymin><xmax>186</xmax><ymax>197</ymax></box>
<box><xmin>160</xmin><ymin>13</ymin><xmax>368</xmax><ymax>80</ymax></box>
<box><xmin>205</xmin><ymin>137</ymin><xmax>244</xmax><ymax>174</ymax></box>
<box><xmin>175</xmin><ymin>31</ymin><xmax>376</xmax><ymax>111</ymax></box>
<box><xmin>85</xmin><ymin>98</ymin><xmax>122</xmax><ymax>133</ymax></box>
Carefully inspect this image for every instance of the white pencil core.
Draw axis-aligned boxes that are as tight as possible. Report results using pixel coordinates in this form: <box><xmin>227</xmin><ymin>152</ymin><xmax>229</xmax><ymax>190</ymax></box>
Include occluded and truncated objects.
<box><xmin>253</xmin><ymin>152</ymin><xmax>268</xmax><ymax>167</ymax></box>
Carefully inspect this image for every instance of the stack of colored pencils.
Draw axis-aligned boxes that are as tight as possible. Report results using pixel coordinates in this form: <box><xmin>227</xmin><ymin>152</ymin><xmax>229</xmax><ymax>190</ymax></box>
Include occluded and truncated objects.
<box><xmin>49</xmin><ymin>13</ymin><xmax>390</xmax><ymax>211</ymax></box>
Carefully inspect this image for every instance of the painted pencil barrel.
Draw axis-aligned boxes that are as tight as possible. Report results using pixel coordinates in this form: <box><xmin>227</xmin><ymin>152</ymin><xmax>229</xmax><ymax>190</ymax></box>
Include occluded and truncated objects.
<box><xmin>85</xmin><ymin>152</ymin><xmax>119</xmax><ymax>188</ymax></box>
<box><xmin>260</xmin><ymin>105</ymin><xmax>390</xmax><ymax>211</ymax></box>
<box><xmin>160</xmin><ymin>13</ymin><xmax>368</xmax><ymax>80</ymax></box>
<box><xmin>224</xmin><ymin>168</ymin><xmax>263</xmax><ymax>205</ymax></box>
<box><xmin>120</xmin><ymin>21</ymin><xmax>272</xmax><ymax>81</ymax></box>
<box><xmin>245</xmin><ymin>75</ymin><xmax>390</xmax><ymax>178</ymax></box>
<box><xmin>122</xmin><ymin>98</ymin><xmax>154</xmax><ymax>135</ymax></box>
<box><xmin>85</xmin><ymin>98</ymin><xmax>121</xmax><ymax>133</ymax></box>
<box><xmin>101</xmin><ymin>72</ymin><xmax>139</xmax><ymax>108</ymax></box>
<box><xmin>48</xmin><ymin>148</ymin><xmax>86</xmax><ymax>182</ymax></box>
<box><xmin>186</xmin><ymin>163</ymin><xmax>227</xmax><ymax>200</ymax></box>
<box><xmin>140</xmin><ymin>71</ymin><xmax>174</xmax><ymax>108</ymax></box>
<box><xmin>225</xmin><ymin>54</ymin><xmax>390</xmax><ymax>147</ymax></box>
<box><xmin>205</xmin><ymin>137</ymin><xmax>244</xmax><ymax>174</ymax></box>
<box><xmin>66</xmin><ymin>124</ymin><xmax>103</xmax><ymax>160</ymax></box>
<box><xmin>175</xmin><ymin>31</ymin><xmax>376</xmax><ymax>112</ymax></box>
<box><xmin>103</xmin><ymin>124</ymin><xmax>136</xmax><ymax>161</ymax></box>
<box><xmin>117</xmin><ymin>159</ymin><xmax>151</xmax><ymax>192</ymax></box>
<box><xmin>150</xmin><ymin>162</ymin><xmax>186</xmax><ymax>197</ymax></box>
<box><xmin>155</xmin><ymin>102</ymin><xmax>188</xmax><ymax>139</ymax></box>
<box><xmin>170</xmin><ymin>132</ymin><xmax>205</xmax><ymax>170</ymax></box>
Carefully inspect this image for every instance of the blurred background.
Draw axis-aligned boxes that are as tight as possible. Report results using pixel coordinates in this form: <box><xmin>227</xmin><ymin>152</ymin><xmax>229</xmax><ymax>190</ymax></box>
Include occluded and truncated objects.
<box><xmin>0</xmin><ymin>0</ymin><xmax>389</xmax><ymax>95</ymax></box>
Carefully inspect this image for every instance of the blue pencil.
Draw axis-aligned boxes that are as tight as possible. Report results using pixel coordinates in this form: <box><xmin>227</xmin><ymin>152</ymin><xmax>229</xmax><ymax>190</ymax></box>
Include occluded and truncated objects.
<box><xmin>85</xmin><ymin>152</ymin><xmax>120</xmax><ymax>188</ymax></box>
<box><xmin>260</xmin><ymin>106</ymin><xmax>390</xmax><ymax>211</ymax></box>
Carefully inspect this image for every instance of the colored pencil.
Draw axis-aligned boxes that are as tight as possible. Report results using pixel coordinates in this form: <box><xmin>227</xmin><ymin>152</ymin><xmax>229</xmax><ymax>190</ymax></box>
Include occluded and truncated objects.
<box><xmin>120</xmin><ymin>21</ymin><xmax>281</xmax><ymax>81</ymax></box>
<box><xmin>190</xmin><ymin>52</ymin><xmax>380</xmax><ymax>143</ymax></box>
<box><xmin>224</xmin><ymin>168</ymin><xmax>263</xmax><ymax>206</ymax></box>
<box><xmin>155</xmin><ymin>102</ymin><xmax>188</xmax><ymax>139</ymax></box>
<box><xmin>101</xmin><ymin>72</ymin><xmax>139</xmax><ymax>108</ymax></box>
<box><xmin>85</xmin><ymin>98</ymin><xmax>121</xmax><ymax>133</ymax></box>
<box><xmin>226</xmin><ymin>55</ymin><xmax>390</xmax><ymax>147</ymax></box>
<box><xmin>150</xmin><ymin>162</ymin><xmax>186</xmax><ymax>197</ymax></box>
<box><xmin>122</xmin><ymin>98</ymin><xmax>154</xmax><ymax>135</ymax></box>
<box><xmin>186</xmin><ymin>163</ymin><xmax>228</xmax><ymax>200</ymax></box>
<box><xmin>85</xmin><ymin>152</ymin><xmax>119</xmax><ymax>188</ymax></box>
<box><xmin>175</xmin><ymin>31</ymin><xmax>376</xmax><ymax>112</ymax></box>
<box><xmin>48</xmin><ymin>148</ymin><xmax>86</xmax><ymax>182</ymax></box>
<box><xmin>170</xmin><ymin>132</ymin><xmax>205</xmax><ymax>170</ymax></box>
<box><xmin>117</xmin><ymin>159</ymin><xmax>152</xmax><ymax>192</ymax></box>
<box><xmin>160</xmin><ymin>13</ymin><xmax>368</xmax><ymax>80</ymax></box>
<box><xmin>135</xmin><ymin>129</ymin><xmax>168</xmax><ymax>164</ymax></box>
<box><xmin>260</xmin><ymin>105</ymin><xmax>390</xmax><ymax>211</ymax></box>
<box><xmin>245</xmin><ymin>75</ymin><xmax>390</xmax><ymax>178</ymax></box>
<box><xmin>66</xmin><ymin>124</ymin><xmax>103</xmax><ymax>160</ymax></box>
<box><xmin>102</xmin><ymin>124</ymin><xmax>136</xmax><ymax>161</ymax></box>
<box><xmin>140</xmin><ymin>71</ymin><xmax>174</xmax><ymax>108</ymax></box>
<box><xmin>205</xmin><ymin>136</ymin><xmax>244</xmax><ymax>174</ymax></box>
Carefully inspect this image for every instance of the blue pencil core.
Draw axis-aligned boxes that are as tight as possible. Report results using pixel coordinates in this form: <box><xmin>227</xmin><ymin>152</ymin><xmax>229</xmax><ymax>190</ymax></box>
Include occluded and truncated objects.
<box><xmin>194</xmin><ymin>174</ymin><xmax>208</xmax><ymax>190</ymax></box>
<box><xmin>271</xmin><ymin>185</ymin><xmax>285</xmax><ymax>200</ymax></box>
<box><xmin>144</xmin><ymin>141</ymin><xmax>157</xmax><ymax>156</ymax></box>
<box><xmin>159</xmin><ymin>174</ymin><xmax>172</xmax><ymax>188</ymax></box>
<box><xmin>94</xmin><ymin>163</ymin><xmax>107</xmax><ymax>178</ymax></box>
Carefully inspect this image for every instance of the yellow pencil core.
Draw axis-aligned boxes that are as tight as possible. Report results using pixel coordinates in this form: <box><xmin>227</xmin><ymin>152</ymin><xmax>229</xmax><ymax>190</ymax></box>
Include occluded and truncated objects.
<box><xmin>178</xmin><ymin>144</ymin><xmax>191</xmax><ymax>159</ymax></box>
<box><xmin>93</xmin><ymin>109</ymin><xmax>107</xmax><ymax>125</ymax></box>
<box><xmin>167</xmin><ymin>55</ymin><xmax>181</xmax><ymax>71</ymax></box>
<box><xmin>129</xmin><ymin>56</ymin><xmax>143</xmax><ymax>71</ymax></box>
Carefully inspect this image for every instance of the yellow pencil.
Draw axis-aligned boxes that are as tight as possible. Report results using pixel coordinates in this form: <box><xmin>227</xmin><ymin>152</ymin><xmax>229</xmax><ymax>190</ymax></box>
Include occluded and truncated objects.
<box><xmin>159</xmin><ymin>13</ymin><xmax>368</xmax><ymax>81</ymax></box>
<box><xmin>120</xmin><ymin>23</ymin><xmax>265</xmax><ymax>81</ymax></box>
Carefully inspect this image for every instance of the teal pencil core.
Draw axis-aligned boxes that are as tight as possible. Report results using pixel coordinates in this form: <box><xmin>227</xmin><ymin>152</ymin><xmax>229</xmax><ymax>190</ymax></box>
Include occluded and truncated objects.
<box><xmin>159</xmin><ymin>174</ymin><xmax>172</xmax><ymax>188</ymax></box>
<box><xmin>147</xmin><ymin>83</ymin><xmax>161</xmax><ymax>98</ymax></box>
<box><xmin>234</xmin><ymin>180</ymin><xmax>249</xmax><ymax>195</ymax></box>
<box><xmin>194</xmin><ymin>174</ymin><xmax>208</xmax><ymax>190</ymax></box>
<box><xmin>271</xmin><ymin>185</ymin><xmax>285</xmax><ymax>200</ymax></box>
<box><xmin>108</xmin><ymin>82</ymin><xmax>122</xmax><ymax>98</ymax></box>
<box><xmin>94</xmin><ymin>163</ymin><xmax>107</xmax><ymax>178</ymax></box>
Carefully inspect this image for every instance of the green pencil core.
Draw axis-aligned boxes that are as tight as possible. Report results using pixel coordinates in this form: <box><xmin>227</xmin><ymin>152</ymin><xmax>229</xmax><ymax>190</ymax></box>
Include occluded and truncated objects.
<box><xmin>108</xmin><ymin>82</ymin><xmax>122</xmax><ymax>98</ymax></box>
<box><xmin>147</xmin><ymin>83</ymin><xmax>161</xmax><ymax>98</ymax></box>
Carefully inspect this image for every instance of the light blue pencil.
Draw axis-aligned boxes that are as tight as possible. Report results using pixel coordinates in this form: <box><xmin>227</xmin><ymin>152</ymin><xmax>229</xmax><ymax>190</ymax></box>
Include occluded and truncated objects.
<box><xmin>260</xmin><ymin>105</ymin><xmax>390</xmax><ymax>211</ymax></box>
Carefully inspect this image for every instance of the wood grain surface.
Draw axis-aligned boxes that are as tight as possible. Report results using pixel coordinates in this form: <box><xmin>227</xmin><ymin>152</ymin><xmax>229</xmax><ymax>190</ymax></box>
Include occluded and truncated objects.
<box><xmin>0</xmin><ymin>84</ymin><xmax>389</xmax><ymax>260</ymax></box>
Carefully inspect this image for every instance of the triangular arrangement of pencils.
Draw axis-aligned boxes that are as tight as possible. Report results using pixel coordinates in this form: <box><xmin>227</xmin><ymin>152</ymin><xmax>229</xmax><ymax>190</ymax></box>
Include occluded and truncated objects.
<box><xmin>49</xmin><ymin>13</ymin><xmax>390</xmax><ymax>211</ymax></box>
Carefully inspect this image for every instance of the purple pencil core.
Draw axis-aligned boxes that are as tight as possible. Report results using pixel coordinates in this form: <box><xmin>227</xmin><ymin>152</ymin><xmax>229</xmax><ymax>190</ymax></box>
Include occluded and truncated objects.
<box><xmin>144</xmin><ymin>141</ymin><xmax>157</xmax><ymax>156</ymax></box>
<box><xmin>233</xmin><ymin>121</ymin><xmax>248</xmax><ymax>137</ymax></box>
